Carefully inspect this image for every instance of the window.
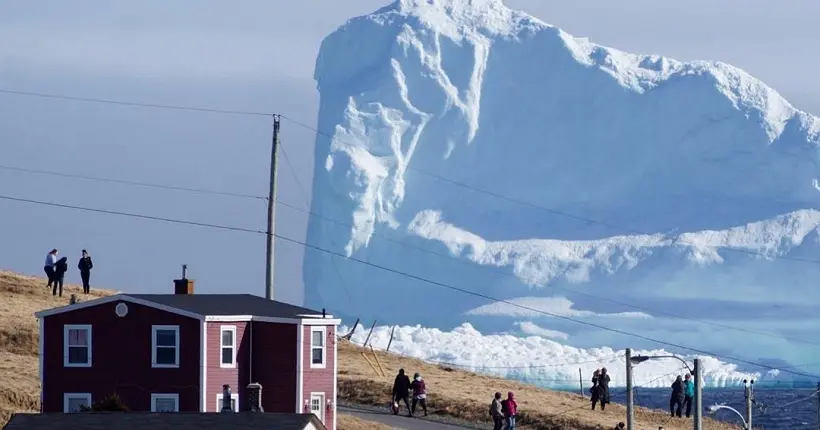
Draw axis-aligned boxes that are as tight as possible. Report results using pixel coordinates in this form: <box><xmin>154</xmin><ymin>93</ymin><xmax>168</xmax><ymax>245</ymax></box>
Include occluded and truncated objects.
<box><xmin>63</xmin><ymin>324</ymin><xmax>92</xmax><ymax>367</ymax></box>
<box><xmin>219</xmin><ymin>326</ymin><xmax>236</xmax><ymax>368</ymax></box>
<box><xmin>310</xmin><ymin>392</ymin><xmax>325</xmax><ymax>422</ymax></box>
<box><xmin>150</xmin><ymin>393</ymin><xmax>179</xmax><ymax>412</ymax></box>
<box><xmin>63</xmin><ymin>393</ymin><xmax>91</xmax><ymax>413</ymax></box>
<box><xmin>310</xmin><ymin>327</ymin><xmax>325</xmax><ymax>368</ymax></box>
<box><xmin>151</xmin><ymin>325</ymin><xmax>180</xmax><ymax>368</ymax></box>
<box><xmin>215</xmin><ymin>393</ymin><xmax>238</xmax><ymax>412</ymax></box>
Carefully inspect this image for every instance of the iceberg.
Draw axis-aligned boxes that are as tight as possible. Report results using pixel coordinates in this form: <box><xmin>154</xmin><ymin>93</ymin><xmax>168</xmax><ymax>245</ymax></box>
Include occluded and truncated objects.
<box><xmin>304</xmin><ymin>0</ymin><xmax>820</xmax><ymax>379</ymax></box>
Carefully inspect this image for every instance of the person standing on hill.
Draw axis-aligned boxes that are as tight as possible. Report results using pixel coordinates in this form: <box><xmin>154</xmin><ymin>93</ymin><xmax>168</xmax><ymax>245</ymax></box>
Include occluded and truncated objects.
<box><xmin>391</xmin><ymin>368</ymin><xmax>411</xmax><ymax>416</ymax></box>
<box><xmin>670</xmin><ymin>375</ymin><xmax>685</xmax><ymax>417</ymax></box>
<box><xmin>52</xmin><ymin>256</ymin><xmax>68</xmax><ymax>297</ymax></box>
<box><xmin>501</xmin><ymin>391</ymin><xmax>517</xmax><ymax>429</ymax></box>
<box><xmin>410</xmin><ymin>372</ymin><xmax>427</xmax><ymax>417</ymax></box>
<box><xmin>77</xmin><ymin>249</ymin><xmax>93</xmax><ymax>294</ymax></box>
<box><xmin>683</xmin><ymin>373</ymin><xmax>695</xmax><ymax>418</ymax></box>
<box><xmin>43</xmin><ymin>249</ymin><xmax>58</xmax><ymax>289</ymax></box>
<box><xmin>489</xmin><ymin>392</ymin><xmax>504</xmax><ymax>430</ymax></box>
<box><xmin>593</xmin><ymin>368</ymin><xmax>611</xmax><ymax>411</ymax></box>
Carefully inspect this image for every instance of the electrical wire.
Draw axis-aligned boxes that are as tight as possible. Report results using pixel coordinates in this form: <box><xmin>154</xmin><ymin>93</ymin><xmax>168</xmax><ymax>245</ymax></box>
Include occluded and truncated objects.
<box><xmin>3</xmin><ymin>193</ymin><xmax>816</xmax><ymax>381</ymax></box>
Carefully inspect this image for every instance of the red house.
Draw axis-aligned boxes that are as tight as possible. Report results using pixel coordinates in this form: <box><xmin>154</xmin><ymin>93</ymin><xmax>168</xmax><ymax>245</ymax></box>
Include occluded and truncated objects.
<box><xmin>34</xmin><ymin>275</ymin><xmax>341</xmax><ymax>430</ymax></box>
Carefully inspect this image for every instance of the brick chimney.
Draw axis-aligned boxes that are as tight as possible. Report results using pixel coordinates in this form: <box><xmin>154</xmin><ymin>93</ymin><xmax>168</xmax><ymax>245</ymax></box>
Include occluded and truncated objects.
<box><xmin>247</xmin><ymin>383</ymin><xmax>264</xmax><ymax>412</ymax></box>
<box><xmin>174</xmin><ymin>264</ymin><xmax>194</xmax><ymax>295</ymax></box>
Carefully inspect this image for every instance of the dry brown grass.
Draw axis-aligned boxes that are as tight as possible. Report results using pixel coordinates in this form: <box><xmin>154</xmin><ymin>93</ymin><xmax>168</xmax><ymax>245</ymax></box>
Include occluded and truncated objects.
<box><xmin>0</xmin><ymin>270</ymin><xmax>736</xmax><ymax>430</ymax></box>
<box><xmin>336</xmin><ymin>341</ymin><xmax>738</xmax><ymax>430</ymax></box>
<box><xmin>0</xmin><ymin>270</ymin><xmax>116</xmax><ymax>426</ymax></box>
<box><xmin>337</xmin><ymin>413</ymin><xmax>393</xmax><ymax>430</ymax></box>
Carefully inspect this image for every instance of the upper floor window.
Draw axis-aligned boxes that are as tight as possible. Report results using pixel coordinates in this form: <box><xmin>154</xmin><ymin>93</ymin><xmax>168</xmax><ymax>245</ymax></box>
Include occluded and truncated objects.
<box><xmin>151</xmin><ymin>325</ymin><xmax>179</xmax><ymax>368</ymax></box>
<box><xmin>310</xmin><ymin>327</ymin><xmax>325</xmax><ymax>368</ymax></box>
<box><xmin>220</xmin><ymin>326</ymin><xmax>236</xmax><ymax>368</ymax></box>
<box><xmin>63</xmin><ymin>325</ymin><xmax>92</xmax><ymax>367</ymax></box>
<box><xmin>150</xmin><ymin>393</ymin><xmax>179</xmax><ymax>412</ymax></box>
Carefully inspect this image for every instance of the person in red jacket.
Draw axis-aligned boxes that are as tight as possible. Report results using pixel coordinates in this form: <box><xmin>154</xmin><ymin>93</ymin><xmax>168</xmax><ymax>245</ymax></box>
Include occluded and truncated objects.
<box><xmin>500</xmin><ymin>391</ymin><xmax>518</xmax><ymax>429</ymax></box>
<box><xmin>410</xmin><ymin>372</ymin><xmax>428</xmax><ymax>416</ymax></box>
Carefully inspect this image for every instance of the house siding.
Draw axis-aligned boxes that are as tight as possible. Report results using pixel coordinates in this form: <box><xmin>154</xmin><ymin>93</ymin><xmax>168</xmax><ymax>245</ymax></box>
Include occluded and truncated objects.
<box><xmin>204</xmin><ymin>321</ymin><xmax>249</xmax><ymax>412</ymax></box>
<box><xmin>250</xmin><ymin>321</ymin><xmax>298</xmax><ymax>413</ymax></box>
<box><xmin>41</xmin><ymin>300</ymin><xmax>200</xmax><ymax>413</ymax></box>
<box><xmin>302</xmin><ymin>325</ymin><xmax>336</xmax><ymax>430</ymax></box>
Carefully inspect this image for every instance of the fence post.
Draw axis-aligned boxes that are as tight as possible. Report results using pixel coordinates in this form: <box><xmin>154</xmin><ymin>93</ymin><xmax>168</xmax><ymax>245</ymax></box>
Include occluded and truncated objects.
<box><xmin>342</xmin><ymin>318</ymin><xmax>360</xmax><ymax>340</ymax></box>
<box><xmin>363</xmin><ymin>320</ymin><xmax>377</xmax><ymax>348</ymax></box>
<box><xmin>386</xmin><ymin>326</ymin><xmax>396</xmax><ymax>352</ymax></box>
<box><xmin>579</xmin><ymin>368</ymin><xmax>584</xmax><ymax>398</ymax></box>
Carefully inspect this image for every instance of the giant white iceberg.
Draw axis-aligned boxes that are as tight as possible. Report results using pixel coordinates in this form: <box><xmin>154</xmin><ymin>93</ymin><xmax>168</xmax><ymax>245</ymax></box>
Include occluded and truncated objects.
<box><xmin>304</xmin><ymin>0</ymin><xmax>820</xmax><ymax>377</ymax></box>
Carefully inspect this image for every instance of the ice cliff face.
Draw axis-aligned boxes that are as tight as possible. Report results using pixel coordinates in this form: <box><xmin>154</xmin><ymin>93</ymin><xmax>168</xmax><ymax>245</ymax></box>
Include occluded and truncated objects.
<box><xmin>305</xmin><ymin>0</ymin><xmax>820</xmax><ymax>372</ymax></box>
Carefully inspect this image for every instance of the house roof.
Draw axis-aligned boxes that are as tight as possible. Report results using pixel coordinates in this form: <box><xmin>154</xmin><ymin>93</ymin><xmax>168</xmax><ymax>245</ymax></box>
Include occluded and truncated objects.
<box><xmin>2</xmin><ymin>412</ymin><xmax>327</xmax><ymax>430</ymax></box>
<box><xmin>34</xmin><ymin>293</ymin><xmax>341</xmax><ymax>325</ymax></box>
<box><xmin>128</xmin><ymin>294</ymin><xmax>324</xmax><ymax>319</ymax></box>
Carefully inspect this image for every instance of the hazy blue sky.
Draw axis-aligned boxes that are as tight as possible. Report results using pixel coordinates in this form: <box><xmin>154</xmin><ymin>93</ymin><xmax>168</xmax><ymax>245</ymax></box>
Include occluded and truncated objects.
<box><xmin>2</xmin><ymin>0</ymin><xmax>819</xmax><ymax>310</ymax></box>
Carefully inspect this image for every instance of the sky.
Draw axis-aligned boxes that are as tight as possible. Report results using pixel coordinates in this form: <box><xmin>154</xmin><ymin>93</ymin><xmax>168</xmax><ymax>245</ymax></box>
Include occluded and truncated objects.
<box><xmin>2</xmin><ymin>1</ymin><xmax>820</xmax><ymax>366</ymax></box>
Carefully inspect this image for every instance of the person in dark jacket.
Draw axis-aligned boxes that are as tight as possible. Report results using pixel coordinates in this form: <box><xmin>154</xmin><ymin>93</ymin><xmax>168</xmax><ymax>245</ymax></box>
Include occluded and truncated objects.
<box><xmin>593</xmin><ymin>368</ymin><xmax>611</xmax><ymax>411</ymax></box>
<box><xmin>490</xmin><ymin>392</ymin><xmax>504</xmax><ymax>430</ymax></box>
<box><xmin>683</xmin><ymin>373</ymin><xmax>695</xmax><ymax>418</ymax></box>
<box><xmin>410</xmin><ymin>372</ymin><xmax>427</xmax><ymax>416</ymax></box>
<box><xmin>391</xmin><ymin>368</ymin><xmax>412</xmax><ymax>416</ymax></box>
<box><xmin>52</xmin><ymin>256</ymin><xmax>68</xmax><ymax>297</ymax></box>
<box><xmin>670</xmin><ymin>375</ymin><xmax>685</xmax><ymax>417</ymax></box>
<box><xmin>77</xmin><ymin>249</ymin><xmax>93</xmax><ymax>294</ymax></box>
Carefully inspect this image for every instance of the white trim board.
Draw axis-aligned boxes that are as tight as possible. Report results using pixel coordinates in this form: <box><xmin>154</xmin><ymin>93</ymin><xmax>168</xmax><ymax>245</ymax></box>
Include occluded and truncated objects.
<box><xmin>200</xmin><ymin>321</ymin><xmax>207</xmax><ymax>412</ymax></box>
<box><xmin>296</xmin><ymin>323</ymin><xmax>304</xmax><ymax>413</ymax></box>
<box><xmin>332</xmin><ymin>326</ymin><xmax>338</xmax><ymax>430</ymax></box>
<box><xmin>34</xmin><ymin>294</ymin><xmax>340</xmax><ymax>326</ymax></box>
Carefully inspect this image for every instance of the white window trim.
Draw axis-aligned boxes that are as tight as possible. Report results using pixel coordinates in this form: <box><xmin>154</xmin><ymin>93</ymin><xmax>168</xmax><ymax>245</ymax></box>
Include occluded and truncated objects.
<box><xmin>219</xmin><ymin>325</ymin><xmax>237</xmax><ymax>368</ymax></box>
<box><xmin>63</xmin><ymin>324</ymin><xmax>92</xmax><ymax>368</ymax></box>
<box><xmin>215</xmin><ymin>393</ymin><xmax>239</xmax><ymax>412</ymax></box>
<box><xmin>309</xmin><ymin>392</ymin><xmax>326</xmax><ymax>422</ymax></box>
<box><xmin>150</xmin><ymin>393</ymin><xmax>179</xmax><ymax>412</ymax></box>
<box><xmin>151</xmin><ymin>325</ymin><xmax>180</xmax><ymax>368</ymax></box>
<box><xmin>309</xmin><ymin>326</ymin><xmax>326</xmax><ymax>369</ymax></box>
<box><xmin>63</xmin><ymin>393</ymin><xmax>91</xmax><ymax>413</ymax></box>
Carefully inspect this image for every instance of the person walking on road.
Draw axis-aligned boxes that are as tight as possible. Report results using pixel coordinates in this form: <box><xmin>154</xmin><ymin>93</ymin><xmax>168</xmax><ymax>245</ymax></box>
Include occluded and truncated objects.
<box><xmin>52</xmin><ymin>256</ymin><xmax>68</xmax><ymax>297</ymax></box>
<box><xmin>670</xmin><ymin>375</ymin><xmax>685</xmax><ymax>418</ymax></box>
<box><xmin>44</xmin><ymin>249</ymin><xmax>58</xmax><ymax>289</ymax></box>
<box><xmin>683</xmin><ymin>373</ymin><xmax>695</xmax><ymax>418</ymax></box>
<box><xmin>391</xmin><ymin>368</ymin><xmax>412</xmax><ymax>416</ymax></box>
<box><xmin>77</xmin><ymin>249</ymin><xmax>93</xmax><ymax>294</ymax></box>
<box><xmin>410</xmin><ymin>372</ymin><xmax>428</xmax><ymax>417</ymax></box>
<box><xmin>490</xmin><ymin>392</ymin><xmax>504</xmax><ymax>430</ymax></box>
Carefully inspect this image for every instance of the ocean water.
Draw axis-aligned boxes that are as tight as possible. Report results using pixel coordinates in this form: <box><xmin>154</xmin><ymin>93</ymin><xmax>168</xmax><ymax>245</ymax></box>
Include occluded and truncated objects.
<box><xmin>606</xmin><ymin>388</ymin><xmax>819</xmax><ymax>429</ymax></box>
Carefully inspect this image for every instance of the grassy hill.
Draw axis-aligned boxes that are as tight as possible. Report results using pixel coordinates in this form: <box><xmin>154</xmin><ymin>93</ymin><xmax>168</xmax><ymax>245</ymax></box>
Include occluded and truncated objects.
<box><xmin>0</xmin><ymin>270</ymin><xmax>735</xmax><ymax>429</ymax></box>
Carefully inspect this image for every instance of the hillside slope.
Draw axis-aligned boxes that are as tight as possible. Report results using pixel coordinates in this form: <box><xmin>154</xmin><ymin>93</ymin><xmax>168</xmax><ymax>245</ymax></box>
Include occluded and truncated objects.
<box><xmin>304</xmin><ymin>0</ymin><xmax>820</xmax><ymax>367</ymax></box>
<box><xmin>0</xmin><ymin>270</ymin><xmax>735</xmax><ymax>429</ymax></box>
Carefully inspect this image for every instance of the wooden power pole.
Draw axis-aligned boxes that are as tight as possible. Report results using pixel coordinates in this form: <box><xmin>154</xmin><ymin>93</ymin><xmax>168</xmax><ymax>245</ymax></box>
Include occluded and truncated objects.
<box><xmin>265</xmin><ymin>115</ymin><xmax>281</xmax><ymax>301</ymax></box>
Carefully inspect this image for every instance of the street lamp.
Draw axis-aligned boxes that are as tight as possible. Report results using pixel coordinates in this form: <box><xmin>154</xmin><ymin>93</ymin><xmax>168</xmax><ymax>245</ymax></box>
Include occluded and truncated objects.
<box><xmin>708</xmin><ymin>404</ymin><xmax>748</xmax><ymax>430</ymax></box>
<box><xmin>626</xmin><ymin>351</ymin><xmax>702</xmax><ymax>430</ymax></box>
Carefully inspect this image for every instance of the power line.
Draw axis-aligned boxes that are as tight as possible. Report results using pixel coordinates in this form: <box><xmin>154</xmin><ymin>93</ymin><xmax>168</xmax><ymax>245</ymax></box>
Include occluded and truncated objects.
<box><xmin>0</xmin><ymin>193</ymin><xmax>816</xmax><ymax>380</ymax></box>
<box><xmin>0</xmin><ymin>164</ymin><xmax>267</xmax><ymax>200</ymax></box>
<box><xmin>0</xmin><ymin>88</ymin><xmax>272</xmax><ymax>117</ymax></box>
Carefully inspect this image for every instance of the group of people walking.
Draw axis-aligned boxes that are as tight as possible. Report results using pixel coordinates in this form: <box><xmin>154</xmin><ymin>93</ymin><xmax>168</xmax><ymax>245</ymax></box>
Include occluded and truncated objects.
<box><xmin>390</xmin><ymin>369</ymin><xmax>428</xmax><ymax>417</ymax></box>
<box><xmin>591</xmin><ymin>368</ymin><xmax>611</xmax><ymax>411</ymax></box>
<box><xmin>669</xmin><ymin>373</ymin><xmax>695</xmax><ymax>418</ymax></box>
<box><xmin>489</xmin><ymin>391</ymin><xmax>518</xmax><ymax>430</ymax></box>
<box><xmin>43</xmin><ymin>248</ymin><xmax>94</xmax><ymax>297</ymax></box>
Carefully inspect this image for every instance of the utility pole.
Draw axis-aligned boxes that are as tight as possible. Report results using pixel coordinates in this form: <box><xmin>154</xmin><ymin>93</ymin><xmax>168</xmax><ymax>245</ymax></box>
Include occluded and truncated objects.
<box><xmin>744</xmin><ymin>379</ymin><xmax>753</xmax><ymax>430</ymax></box>
<box><xmin>625</xmin><ymin>348</ymin><xmax>634</xmax><ymax>430</ymax></box>
<box><xmin>265</xmin><ymin>115</ymin><xmax>281</xmax><ymax>301</ymax></box>
<box><xmin>694</xmin><ymin>358</ymin><xmax>702</xmax><ymax>430</ymax></box>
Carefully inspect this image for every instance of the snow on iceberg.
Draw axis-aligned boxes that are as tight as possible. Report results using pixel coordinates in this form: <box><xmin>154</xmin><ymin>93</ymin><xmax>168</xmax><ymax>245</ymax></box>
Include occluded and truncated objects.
<box><xmin>346</xmin><ymin>323</ymin><xmax>762</xmax><ymax>388</ymax></box>
<box><xmin>305</xmin><ymin>0</ymin><xmax>820</xmax><ymax>372</ymax></box>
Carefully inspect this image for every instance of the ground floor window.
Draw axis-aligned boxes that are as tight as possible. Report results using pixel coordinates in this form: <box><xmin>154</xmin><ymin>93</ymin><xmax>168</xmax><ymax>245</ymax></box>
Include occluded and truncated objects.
<box><xmin>216</xmin><ymin>393</ymin><xmax>238</xmax><ymax>412</ymax></box>
<box><xmin>150</xmin><ymin>393</ymin><xmax>179</xmax><ymax>412</ymax></box>
<box><xmin>63</xmin><ymin>393</ymin><xmax>91</xmax><ymax>413</ymax></box>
